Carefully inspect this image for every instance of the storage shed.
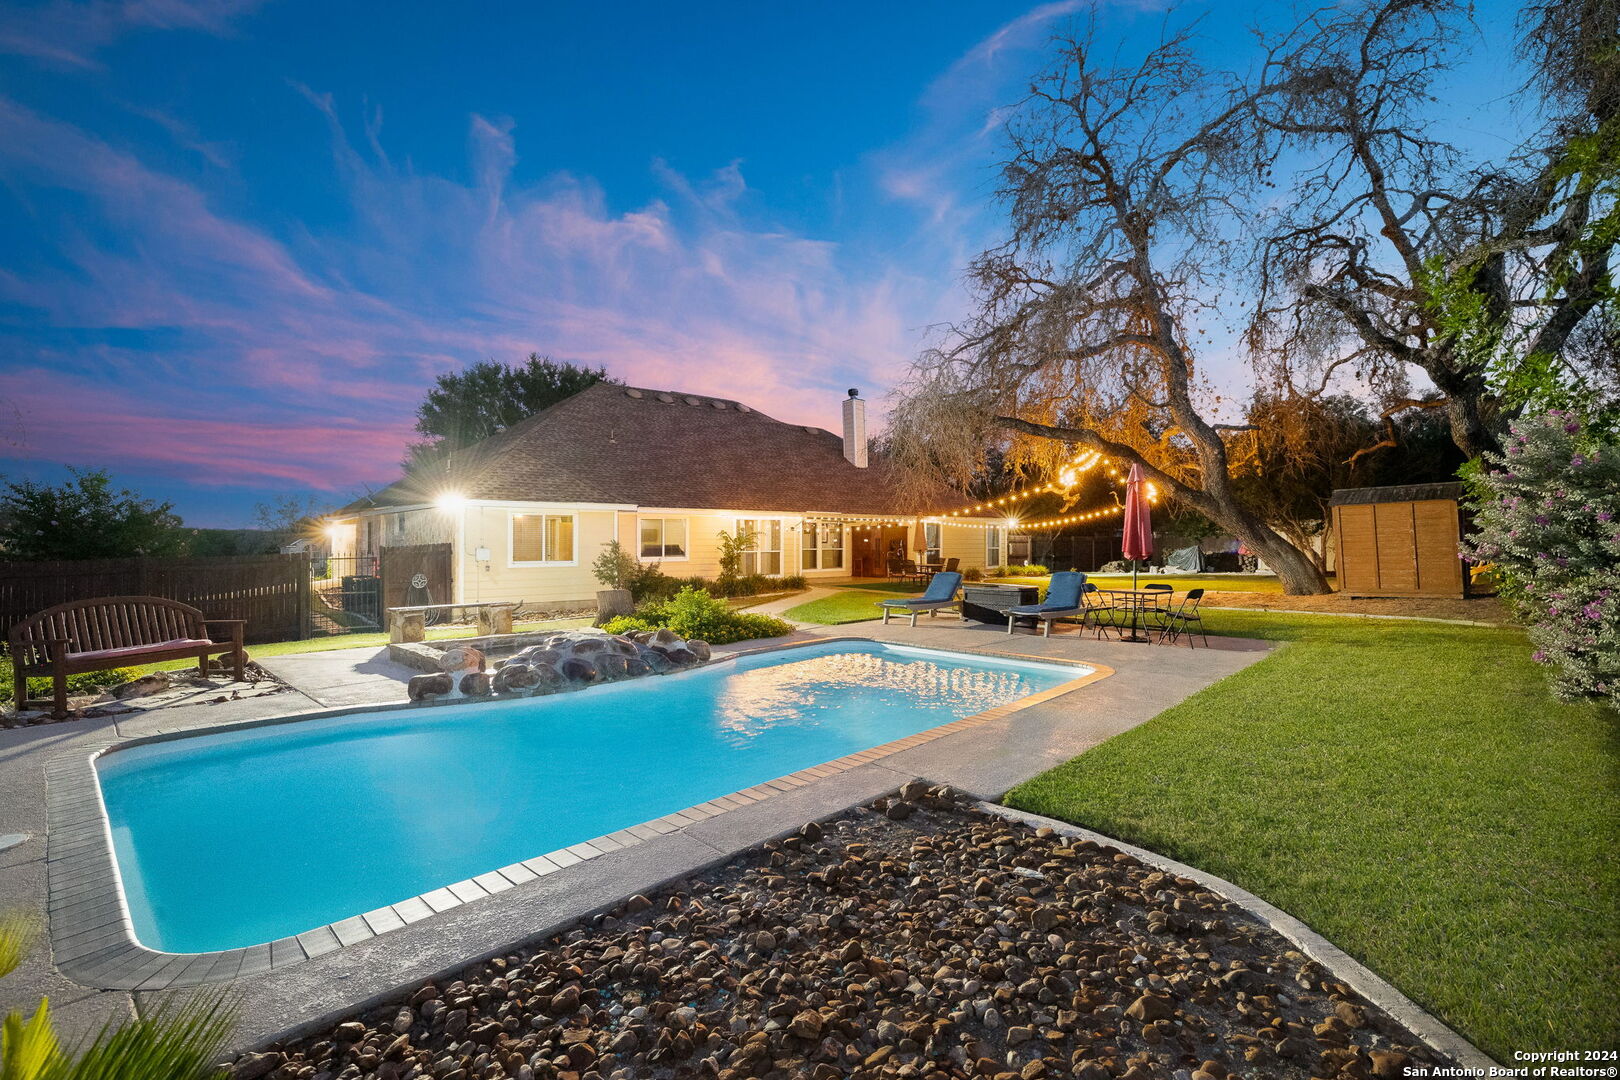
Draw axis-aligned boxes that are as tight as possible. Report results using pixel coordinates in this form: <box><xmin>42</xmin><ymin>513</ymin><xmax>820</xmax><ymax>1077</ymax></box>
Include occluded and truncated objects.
<box><xmin>1330</xmin><ymin>482</ymin><xmax>1469</xmax><ymax>598</ymax></box>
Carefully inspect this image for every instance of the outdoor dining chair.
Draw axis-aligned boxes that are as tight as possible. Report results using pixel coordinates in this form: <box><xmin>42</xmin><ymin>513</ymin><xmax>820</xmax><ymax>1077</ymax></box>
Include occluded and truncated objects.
<box><xmin>1079</xmin><ymin>582</ymin><xmax>1118</xmax><ymax>638</ymax></box>
<box><xmin>1005</xmin><ymin>571</ymin><xmax>1086</xmax><ymax>637</ymax></box>
<box><xmin>1156</xmin><ymin>587</ymin><xmax>1208</xmax><ymax>646</ymax></box>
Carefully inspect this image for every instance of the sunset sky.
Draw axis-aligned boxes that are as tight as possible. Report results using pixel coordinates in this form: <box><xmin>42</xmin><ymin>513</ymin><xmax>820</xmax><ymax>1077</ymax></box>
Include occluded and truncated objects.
<box><xmin>1</xmin><ymin>0</ymin><xmax>1530</xmax><ymax>526</ymax></box>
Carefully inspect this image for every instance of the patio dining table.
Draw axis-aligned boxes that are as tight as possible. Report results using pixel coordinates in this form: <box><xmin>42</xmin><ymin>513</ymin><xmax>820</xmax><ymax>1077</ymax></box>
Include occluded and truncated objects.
<box><xmin>1103</xmin><ymin>588</ymin><xmax>1172</xmax><ymax>644</ymax></box>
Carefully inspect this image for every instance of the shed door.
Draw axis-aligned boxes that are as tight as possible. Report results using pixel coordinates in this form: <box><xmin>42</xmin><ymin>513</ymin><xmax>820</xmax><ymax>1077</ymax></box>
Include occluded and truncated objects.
<box><xmin>1412</xmin><ymin>500</ymin><xmax>1463</xmax><ymax>595</ymax></box>
<box><xmin>1373</xmin><ymin>504</ymin><xmax>1418</xmax><ymax>592</ymax></box>
<box><xmin>1336</xmin><ymin>504</ymin><xmax>1377</xmax><ymax>594</ymax></box>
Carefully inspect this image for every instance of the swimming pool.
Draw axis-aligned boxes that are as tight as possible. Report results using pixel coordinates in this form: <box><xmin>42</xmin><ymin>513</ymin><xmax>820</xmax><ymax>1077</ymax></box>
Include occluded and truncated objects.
<box><xmin>96</xmin><ymin>640</ymin><xmax>1088</xmax><ymax>953</ymax></box>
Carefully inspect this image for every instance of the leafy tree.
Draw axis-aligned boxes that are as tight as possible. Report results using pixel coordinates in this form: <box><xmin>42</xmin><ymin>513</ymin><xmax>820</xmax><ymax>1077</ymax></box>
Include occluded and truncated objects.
<box><xmin>1248</xmin><ymin>0</ymin><xmax>1618</xmax><ymax>459</ymax></box>
<box><xmin>886</xmin><ymin>19</ymin><xmax>1340</xmax><ymax>593</ymax></box>
<box><xmin>406</xmin><ymin>355</ymin><xmax>614</xmax><ymax>471</ymax></box>
<box><xmin>252</xmin><ymin>494</ymin><xmax>330</xmax><ymax>549</ymax></box>
<box><xmin>0</xmin><ymin>471</ymin><xmax>188</xmax><ymax>561</ymax></box>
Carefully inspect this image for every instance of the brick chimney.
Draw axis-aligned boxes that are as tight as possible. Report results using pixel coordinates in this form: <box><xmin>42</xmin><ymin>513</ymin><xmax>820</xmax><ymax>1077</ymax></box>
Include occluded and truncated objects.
<box><xmin>841</xmin><ymin>388</ymin><xmax>868</xmax><ymax>468</ymax></box>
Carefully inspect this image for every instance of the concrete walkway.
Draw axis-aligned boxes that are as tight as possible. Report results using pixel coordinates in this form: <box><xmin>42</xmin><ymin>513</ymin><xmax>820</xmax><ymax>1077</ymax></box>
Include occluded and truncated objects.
<box><xmin>0</xmin><ymin>617</ymin><xmax>1270</xmax><ymax>1047</ymax></box>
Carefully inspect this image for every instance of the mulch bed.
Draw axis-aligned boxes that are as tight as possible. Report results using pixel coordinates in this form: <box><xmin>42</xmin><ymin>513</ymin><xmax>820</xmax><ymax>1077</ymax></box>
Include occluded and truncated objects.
<box><xmin>231</xmin><ymin>787</ymin><xmax>1451</xmax><ymax>1080</ymax></box>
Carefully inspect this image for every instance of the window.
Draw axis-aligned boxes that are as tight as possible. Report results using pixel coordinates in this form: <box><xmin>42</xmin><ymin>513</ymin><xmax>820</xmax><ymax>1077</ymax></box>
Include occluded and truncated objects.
<box><xmin>639</xmin><ymin>517</ymin><xmax>688</xmax><ymax>560</ymax></box>
<box><xmin>387</xmin><ymin>513</ymin><xmax>408</xmax><ymax>546</ymax></box>
<box><xmin>986</xmin><ymin>526</ymin><xmax>1003</xmax><ymax>569</ymax></box>
<box><xmin>738</xmin><ymin>518</ymin><xmax>782</xmax><ymax>576</ymax></box>
<box><xmin>801</xmin><ymin>522</ymin><xmax>844</xmax><ymax>570</ymax></box>
<box><xmin>923</xmin><ymin>522</ymin><xmax>942</xmax><ymax>564</ymax></box>
<box><xmin>510</xmin><ymin>512</ymin><xmax>576</xmax><ymax>564</ymax></box>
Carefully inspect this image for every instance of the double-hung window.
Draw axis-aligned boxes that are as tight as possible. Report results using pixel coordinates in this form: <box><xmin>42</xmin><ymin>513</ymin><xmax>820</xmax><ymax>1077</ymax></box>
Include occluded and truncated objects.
<box><xmin>801</xmin><ymin>522</ymin><xmax>844</xmax><ymax>570</ymax></box>
<box><xmin>639</xmin><ymin>517</ymin><xmax>688</xmax><ymax>560</ymax></box>
<box><xmin>985</xmin><ymin>526</ymin><xmax>1003</xmax><ymax>569</ymax></box>
<box><xmin>923</xmin><ymin>522</ymin><xmax>942</xmax><ymax>564</ymax></box>
<box><xmin>510</xmin><ymin>512</ymin><xmax>576</xmax><ymax>565</ymax></box>
<box><xmin>737</xmin><ymin>518</ymin><xmax>782</xmax><ymax>576</ymax></box>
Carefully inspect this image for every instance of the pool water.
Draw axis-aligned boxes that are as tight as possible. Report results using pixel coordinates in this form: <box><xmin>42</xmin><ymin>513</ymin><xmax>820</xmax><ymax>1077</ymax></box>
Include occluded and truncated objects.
<box><xmin>97</xmin><ymin>641</ymin><xmax>1085</xmax><ymax>953</ymax></box>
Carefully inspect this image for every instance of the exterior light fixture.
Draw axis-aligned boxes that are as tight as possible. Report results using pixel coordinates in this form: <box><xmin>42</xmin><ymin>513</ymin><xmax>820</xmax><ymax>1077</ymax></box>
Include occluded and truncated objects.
<box><xmin>436</xmin><ymin>492</ymin><xmax>466</xmax><ymax>513</ymax></box>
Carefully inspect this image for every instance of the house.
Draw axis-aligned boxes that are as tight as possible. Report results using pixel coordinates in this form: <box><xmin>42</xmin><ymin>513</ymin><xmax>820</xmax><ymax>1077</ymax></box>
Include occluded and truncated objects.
<box><xmin>325</xmin><ymin>385</ymin><xmax>1009</xmax><ymax>611</ymax></box>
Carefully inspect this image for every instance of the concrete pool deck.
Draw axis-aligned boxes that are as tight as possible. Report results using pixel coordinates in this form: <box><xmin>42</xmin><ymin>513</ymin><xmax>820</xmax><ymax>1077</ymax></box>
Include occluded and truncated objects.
<box><xmin>0</xmin><ymin>619</ymin><xmax>1271</xmax><ymax>1048</ymax></box>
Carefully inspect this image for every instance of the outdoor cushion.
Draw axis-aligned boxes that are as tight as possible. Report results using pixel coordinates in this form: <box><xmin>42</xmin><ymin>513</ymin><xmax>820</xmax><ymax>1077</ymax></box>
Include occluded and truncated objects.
<box><xmin>880</xmin><ymin>571</ymin><xmax>962</xmax><ymax>607</ymax></box>
<box><xmin>67</xmin><ymin>638</ymin><xmax>213</xmax><ymax>661</ymax></box>
<box><xmin>1008</xmin><ymin>571</ymin><xmax>1085</xmax><ymax>614</ymax></box>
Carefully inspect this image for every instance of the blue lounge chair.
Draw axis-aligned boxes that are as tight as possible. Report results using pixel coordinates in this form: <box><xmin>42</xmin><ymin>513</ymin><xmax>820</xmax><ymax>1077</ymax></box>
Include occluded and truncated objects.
<box><xmin>1006</xmin><ymin>571</ymin><xmax>1087</xmax><ymax>637</ymax></box>
<box><xmin>878</xmin><ymin>571</ymin><xmax>963</xmax><ymax>626</ymax></box>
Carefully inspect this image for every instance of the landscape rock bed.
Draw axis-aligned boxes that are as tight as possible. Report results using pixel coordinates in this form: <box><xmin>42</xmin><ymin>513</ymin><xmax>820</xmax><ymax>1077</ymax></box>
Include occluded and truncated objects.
<box><xmin>232</xmin><ymin>789</ymin><xmax>1450</xmax><ymax>1080</ymax></box>
<box><xmin>2</xmin><ymin>660</ymin><xmax>284</xmax><ymax>729</ymax></box>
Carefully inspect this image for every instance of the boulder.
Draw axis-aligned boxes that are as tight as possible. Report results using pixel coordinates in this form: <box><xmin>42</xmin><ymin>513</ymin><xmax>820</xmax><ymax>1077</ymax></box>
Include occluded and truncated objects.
<box><xmin>652</xmin><ymin>627</ymin><xmax>682</xmax><ymax>646</ymax></box>
<box><xmin>594</xmin><ymin>654</ymin><xmax>631</xmax><ymax>681</ymax></box>
<box><xmin>459</xmin><ymin>671</ymin><xmax>492</xmax><ymax>697</ymax></box>
<box><xmin>113</xmin><ymin>672</ymin><xmax>172</xmax><ymax>700</ymax></box>
<box><xmin>408</xmin><ymin>672</ymin><xmax>454</xmax><ymax>702</ymax></box>
<box><xmin>439</xmin><ymin>646</ymin><xmax>485</xmax><ymax>677</ymax></box>
<box><xmin>529</xmin><ymin>662</ymin><xmax>566</xmax><ymax>695</ymax></box>
<box><xmin>685</xmin><ymin>639</ymin><xmax>712</xmax><ymax>661</ymax></box>
<box><xmin>492</xmin><ymin>663</ymin><xmax>540</xmax><ymax>695</ymax></box>
<box><xmin>560</xmin><ymin>658</ymin><xmax>598</xmax><ymax>685</ymax></box>
<box><xmin>621</xmin><ymin>656</ymin><xmax>653</xmax><ymax>679</ymax></box>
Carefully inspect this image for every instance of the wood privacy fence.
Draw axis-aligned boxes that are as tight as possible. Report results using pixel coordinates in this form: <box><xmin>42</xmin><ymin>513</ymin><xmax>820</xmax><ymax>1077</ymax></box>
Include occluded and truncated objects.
<box><xmin>0</xmin><ymin>555</ymin><xmax>309</xmax><ymax>646</ymax></box>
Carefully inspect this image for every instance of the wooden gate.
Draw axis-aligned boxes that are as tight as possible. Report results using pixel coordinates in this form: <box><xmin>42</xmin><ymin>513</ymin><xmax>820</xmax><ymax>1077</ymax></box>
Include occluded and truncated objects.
<box><xmin>379</xmin><ymin>543</ymin><xmax>453</xmax><ymax>615</ymax></box>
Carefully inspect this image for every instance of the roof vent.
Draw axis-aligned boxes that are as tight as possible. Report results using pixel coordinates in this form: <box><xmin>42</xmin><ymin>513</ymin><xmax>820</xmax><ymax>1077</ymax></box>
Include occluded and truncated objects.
<box><xmin>625</xmin><ymin>388</ymin><xmax>643</xmax><ymax>398</ymax></box>
<box><xmin>683</xmin><ymin>395</ymin><xmax>701</xmax><ymax>406</ymax></box>
<box><xmin>803</xmin><ymin>425</ymin><xmax>821</xmax><ymax>434</ymax></box>
<box><xmin>656</xmin><ymin>393</ymin><xmax>675</xmax><ymax>403</ymax></box>
<box><xmin>710</xmin><ymin>400</ymin><xmax>727</xmax><ymax>409</ymax></box>
<box><xmin>736</xmin><ymin>403</ymin><xmax>752</xmax><ymax>413</ymax></box>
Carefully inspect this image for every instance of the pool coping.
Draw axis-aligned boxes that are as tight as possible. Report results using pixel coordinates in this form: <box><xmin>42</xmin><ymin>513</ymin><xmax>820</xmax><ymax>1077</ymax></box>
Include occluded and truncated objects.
<box><xmin>43</xmin><ymin>635</ymin><xmax>1112</xmax><ymax>990</ymax></box>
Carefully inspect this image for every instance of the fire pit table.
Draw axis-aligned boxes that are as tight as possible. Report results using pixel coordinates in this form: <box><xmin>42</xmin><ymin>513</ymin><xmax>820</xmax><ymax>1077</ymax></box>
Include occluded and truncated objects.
<box><xmin>961</xmin><ymin>583</ymin><xmax>1041</xmax><ymax>629</ymax></box>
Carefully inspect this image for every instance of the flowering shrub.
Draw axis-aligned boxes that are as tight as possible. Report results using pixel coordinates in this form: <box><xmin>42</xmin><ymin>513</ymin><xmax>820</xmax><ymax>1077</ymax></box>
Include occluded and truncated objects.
<box><xmin>1463</xmin><ymin>411</ymin><xmax>1620</xmax><ymax>708</ymax></box>
<box><xmin>601</xmin><ymin>587</ymin><xmax>794</xmax><ymax>645</ymax></box>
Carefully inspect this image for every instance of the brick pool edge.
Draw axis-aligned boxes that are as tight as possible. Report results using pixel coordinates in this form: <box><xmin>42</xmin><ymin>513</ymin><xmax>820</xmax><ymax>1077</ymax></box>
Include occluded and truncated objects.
<box><xmin>43</xmin><ymin>637</ymin><xmax>1111</xmax><ymax>991</ymax></box>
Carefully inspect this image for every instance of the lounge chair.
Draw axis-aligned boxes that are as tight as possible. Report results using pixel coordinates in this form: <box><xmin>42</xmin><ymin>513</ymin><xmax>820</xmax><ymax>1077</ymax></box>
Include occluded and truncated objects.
<box><xmin>878</xmin><ymin>571</ymin><xmax>963</xmax><ymax>626</ymax></box>
<box><xmin>1006</xmin><ymin>571</ymin><xmax>1087</xmax><ymax>637</ymax></box>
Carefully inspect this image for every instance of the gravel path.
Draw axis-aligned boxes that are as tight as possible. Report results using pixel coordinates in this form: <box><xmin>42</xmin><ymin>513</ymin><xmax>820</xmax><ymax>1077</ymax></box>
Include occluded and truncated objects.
<box><xmin>231</xmin><ymin>788</ymin><xmax>1450</xmax><ymax>1080</ymax></box>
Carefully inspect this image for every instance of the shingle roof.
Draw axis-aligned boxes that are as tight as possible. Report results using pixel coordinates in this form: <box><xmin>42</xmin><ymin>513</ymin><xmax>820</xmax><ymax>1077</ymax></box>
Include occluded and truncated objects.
<box><xmin>345</xmin><ymin>384</ymin><xmax>935</xmax><ymax>516</ymax></box>
<box><xmin>1328</xmin><ymin>482</ymin><xmax>1467</xmax><ymax>507</ymax></box>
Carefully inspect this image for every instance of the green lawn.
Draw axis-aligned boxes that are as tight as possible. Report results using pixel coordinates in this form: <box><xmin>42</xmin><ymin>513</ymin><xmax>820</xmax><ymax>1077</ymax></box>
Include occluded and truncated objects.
<box><xmin>784</xmin><ymin>589</ymin><xmax>911</xmax><ymax>625</ymax></box>
<box><xmin>1000</xmin><ymin>572</ymin><xmax>1287</xmax><ymax>593</ymax></box>
<box><xmin>1005</xmin><ymin>612</ymin><xmax>1618</xmax><ymax>1060</ymax></box>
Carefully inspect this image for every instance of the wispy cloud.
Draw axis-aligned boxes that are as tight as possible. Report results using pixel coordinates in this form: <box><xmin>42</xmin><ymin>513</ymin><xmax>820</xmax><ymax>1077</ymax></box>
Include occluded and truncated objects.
<box><xmin>0</xmin><ymin>89</ymin><xmax>924</xmax><ymax>495</ymax></box>
<box><xmin>0</xmin><ymin>0</ymin><xmax>266</xmax><ymax>68</ymax></box>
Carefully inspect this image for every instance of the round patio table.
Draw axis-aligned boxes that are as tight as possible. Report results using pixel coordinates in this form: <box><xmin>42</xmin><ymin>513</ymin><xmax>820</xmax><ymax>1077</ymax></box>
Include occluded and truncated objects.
<box><xmin>1104</xmin><ymin>589</ymin><xmax>1170</xmax><ymax>644</ymax></box>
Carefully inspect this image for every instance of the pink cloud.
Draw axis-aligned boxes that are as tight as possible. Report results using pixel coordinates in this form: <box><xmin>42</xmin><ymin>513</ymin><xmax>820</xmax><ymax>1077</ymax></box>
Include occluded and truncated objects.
<box><xmin>0</xmin><ymin>369</ymin><xmax>412</xmax><ymax>488</ymax></box>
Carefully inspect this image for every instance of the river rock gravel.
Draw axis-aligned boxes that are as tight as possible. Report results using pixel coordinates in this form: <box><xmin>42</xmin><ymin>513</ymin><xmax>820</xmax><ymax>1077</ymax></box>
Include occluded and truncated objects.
<box><xmin>231</xmin><ymin>787</ymin><xmax>1451</xmax><ymax>1080</ymax></box>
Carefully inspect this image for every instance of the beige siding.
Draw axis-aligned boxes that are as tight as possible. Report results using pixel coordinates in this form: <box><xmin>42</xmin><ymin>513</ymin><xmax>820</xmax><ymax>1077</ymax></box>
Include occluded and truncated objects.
<box><xmin>939</xmin><ymin>521</ymin><xmax>999</xmax><ymax>570</ymax></box>
<box><xmin>381</xmin><ymin>508</ymin><xmax>453</xmax><ymax>549</ymax></box>
<box><xmin>458</xmin><ymin>504</ymin><xmax>619</xmax><ymax>607</ymax></box>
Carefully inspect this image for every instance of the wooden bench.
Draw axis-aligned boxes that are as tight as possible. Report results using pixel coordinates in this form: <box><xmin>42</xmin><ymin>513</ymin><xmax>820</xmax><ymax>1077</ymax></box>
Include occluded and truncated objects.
<box><xmin>7</xmin><ymin>596</ymin><xmax>246</xmax><ymax>718</ymax></box>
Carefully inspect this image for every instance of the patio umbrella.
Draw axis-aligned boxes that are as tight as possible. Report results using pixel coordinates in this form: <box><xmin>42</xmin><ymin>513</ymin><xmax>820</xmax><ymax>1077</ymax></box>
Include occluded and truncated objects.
<box><xmin>1121</xmin><ymin>463</ymin><xmax>1154</xmax><ymax>590</ymax></box>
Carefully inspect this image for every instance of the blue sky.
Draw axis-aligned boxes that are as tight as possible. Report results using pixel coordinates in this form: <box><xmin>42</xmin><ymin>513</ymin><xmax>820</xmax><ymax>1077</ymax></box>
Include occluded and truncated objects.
<box><xmin>0</xmin><ymin>0</ymin><xmax>1530</xmax><ymax>526</ymax></box>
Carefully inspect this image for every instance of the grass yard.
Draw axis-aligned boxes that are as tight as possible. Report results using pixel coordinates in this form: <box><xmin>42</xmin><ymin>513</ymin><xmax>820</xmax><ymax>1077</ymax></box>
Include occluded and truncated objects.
<box><xmin>1005</xmin><ymin>611</ymin><xmax>1618</xmax><ymax>1060</ymax></box>
<box><xmin>784</xmin><ymin>589</ymin><xmax>912</xmax><ymax>625</ymax></box>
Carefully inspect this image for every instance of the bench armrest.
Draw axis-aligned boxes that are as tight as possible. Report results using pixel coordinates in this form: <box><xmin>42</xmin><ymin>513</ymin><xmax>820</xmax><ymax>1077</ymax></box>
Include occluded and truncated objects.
<box><xmin>200</xmin><ymin>618</ymin><xmax>246</xmax><ymax>625</ymax></box>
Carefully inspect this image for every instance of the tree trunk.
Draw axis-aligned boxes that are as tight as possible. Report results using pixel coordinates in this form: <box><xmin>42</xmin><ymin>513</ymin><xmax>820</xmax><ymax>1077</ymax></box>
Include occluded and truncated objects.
<box><xmin>1245</xmin><ymin>531</ymin><xmax>1333</xmax><ymax>594</ymax></box>
<box><xmin>1214</xmin><ymin>506</ymin><xmax>1333</xmax><ymax>594</ymax></box>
